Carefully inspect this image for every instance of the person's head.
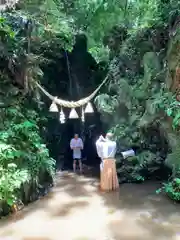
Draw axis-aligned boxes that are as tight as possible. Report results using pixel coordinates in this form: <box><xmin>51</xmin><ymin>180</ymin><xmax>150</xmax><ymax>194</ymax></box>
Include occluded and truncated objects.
<box><xmin>74</xmin><ymin>133</ymin><xmax>79</xmax><ymax>139</ymax></box>
<box><xmin>105</xmin><ymin>132</ymin><xmax>114</xmax><ymax>140</ymax></box>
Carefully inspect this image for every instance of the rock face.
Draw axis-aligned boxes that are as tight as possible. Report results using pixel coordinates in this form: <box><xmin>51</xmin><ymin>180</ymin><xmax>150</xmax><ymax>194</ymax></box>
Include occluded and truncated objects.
<box><xmin>116</xmin><ymin>151</ymin><xmax>171</xmax><ymax>184</ymax></box>
<box><xmin>68</xmin><ymin>34</ymin><xmax>98</xmax><ymax>99</ymax></box>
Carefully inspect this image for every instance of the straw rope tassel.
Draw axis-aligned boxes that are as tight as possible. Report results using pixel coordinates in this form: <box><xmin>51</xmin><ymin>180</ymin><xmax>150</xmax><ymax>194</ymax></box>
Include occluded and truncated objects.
<box><xmin>81</xmin><ymin>107</ymin><xmax>85</xmax><ymax>122</ymax></box>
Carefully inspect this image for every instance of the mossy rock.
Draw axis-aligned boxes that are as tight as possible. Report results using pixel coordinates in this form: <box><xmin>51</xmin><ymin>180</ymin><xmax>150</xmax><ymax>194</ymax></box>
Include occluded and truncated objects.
<box><xmin>126</xmin><ymin>156</ymin><xmax>138</xmax><ymax>165</ymax></box>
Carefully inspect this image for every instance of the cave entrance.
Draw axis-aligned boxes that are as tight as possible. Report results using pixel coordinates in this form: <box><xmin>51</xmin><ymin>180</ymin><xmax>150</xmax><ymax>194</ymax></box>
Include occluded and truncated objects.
<box><xmin>41</xmin><ymin>33</ymin><xmax>106</xmax><ymax>171</ymax></box>
<box><xmin>44</xmin><ymin>98</ymin><xmax>104</xmax><ymax>171</ymax></box>
<box><xmin>46</xmin><ymin>108</ymin><xmax>103</xmax><ymax>171</ymax></box>
<box><xmin>61</xmin><ymin>111</ymin><xmax>103</xmax><ymax>170</ymax></box>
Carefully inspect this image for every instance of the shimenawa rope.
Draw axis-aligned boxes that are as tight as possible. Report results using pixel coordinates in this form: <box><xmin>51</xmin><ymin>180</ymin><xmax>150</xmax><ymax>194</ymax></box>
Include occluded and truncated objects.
<box><xmin>36</xmin><ymin>75</ymin><xmax>108</xmax><ymax>108</ymax></box>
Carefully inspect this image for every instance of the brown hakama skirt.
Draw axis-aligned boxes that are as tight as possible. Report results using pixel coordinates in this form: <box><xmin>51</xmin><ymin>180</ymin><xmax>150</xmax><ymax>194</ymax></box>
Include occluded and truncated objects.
<box><xmin>100</xmin><ymin>158</ymin><xmax>119</xmax><ymax>191</ymax></box>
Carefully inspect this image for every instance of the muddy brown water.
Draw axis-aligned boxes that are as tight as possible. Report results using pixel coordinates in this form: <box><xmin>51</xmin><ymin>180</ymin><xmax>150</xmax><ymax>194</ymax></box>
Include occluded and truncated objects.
<box><xmin>0</xmin><ymin>171</ymin><xmax>180</xmax><ymax>240</ymax></box>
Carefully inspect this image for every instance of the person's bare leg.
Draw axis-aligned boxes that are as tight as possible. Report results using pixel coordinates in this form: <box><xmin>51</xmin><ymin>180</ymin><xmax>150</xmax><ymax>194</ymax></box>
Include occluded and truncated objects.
<box><xmin>73</xmin><ymin>160</ymin><xmax>76</xmax><ymax>173</ymax></box>
<box><xmin>79</xmin><ymin>160</ymin><xmax>82</xmax><ymax>173</ymax></box>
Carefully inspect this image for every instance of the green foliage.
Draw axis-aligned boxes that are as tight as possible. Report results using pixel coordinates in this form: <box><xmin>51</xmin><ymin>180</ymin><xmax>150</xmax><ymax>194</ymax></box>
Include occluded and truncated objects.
<box><xmin>95</xmin><ymin>93</ymin><xmax>118</xmax><ymax>114</ymax></box>
<box><xmin>92</xmin><ymin>0</ymin><xmax>180</xmax><ymax>194</ymax></box>
<box><xmin>0</xmin><ymin>15</ymin><xmax>56</xmax><ymax>211</ymax></box>
<box><xmin>156</xmin><ymin>178</ymin><xmax>180</xmax><ymax>201</ymax></box>
<box><xmin>131</xmin><ymin>172</ymin><xmax>145</xmax><ymax>182</ymax></box>
<box><xmin>149</xmin><ymin>90</ymin><xmax>180</xmax><ymax>129</ymax></box>
<box><xmin>0</xmin><ymin>101</ymin><xmax>55</xmax><ymax>207</ymax></box>
<box><xmin>17</xmin><ymin>0</ymin><xmax>170</xmax><ymax>62</ymax></box>
<box><xmin>117</xmin><ymin>150</ymin><xmax>157</xmax><ymax>184</ymax></box>
<box><xmin>0</xmin><ymin>14</ymin><xmax>45</xmax><ymax>95</ymax></box>
<box><xmin>0</xmin><ymin>164</ymin><xmax>29</xmax><ymax>206</ymax></box>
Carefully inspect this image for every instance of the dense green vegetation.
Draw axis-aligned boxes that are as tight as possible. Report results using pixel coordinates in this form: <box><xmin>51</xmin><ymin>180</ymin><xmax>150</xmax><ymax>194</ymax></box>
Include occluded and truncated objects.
<box><xmin>0</xmin><ymin>12</ymin><xmax>56</xmax><ymax>216</ymax></box>
<box><xmin>1</xmin><ymin>0</ymin><xmax>180</xmax><ymax>216</ymax></box>
<box><xmin>94</xmin><ymin>1</ymin><xmax>180</xmax><ymax>200</ymax></box>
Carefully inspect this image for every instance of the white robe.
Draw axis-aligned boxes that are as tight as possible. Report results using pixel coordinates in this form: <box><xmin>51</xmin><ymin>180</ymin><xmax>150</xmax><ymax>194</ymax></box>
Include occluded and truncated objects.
<box><xmin>96</xmin><ymin>137</ymin><xmax>116</xmax><ymax>171</ymax></box>
<box><xmin>95</xmin><ymin>137</ymin><xmax>117</xmax><ymax>159</ymax></box>
<box><xmin>70</xmin><ymin>138</ymin><xmax>83</xmax><ymax>159</ymax></box>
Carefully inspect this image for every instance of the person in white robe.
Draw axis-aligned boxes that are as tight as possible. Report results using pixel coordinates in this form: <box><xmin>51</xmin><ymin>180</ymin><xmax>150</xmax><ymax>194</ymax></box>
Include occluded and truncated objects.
<box><xmin>70</xmin><ymin>134</ymin><xmax>83</xmax><ymax>173</ymax></box>
<box><xmin>95</xmin><ymin>133</ymin><xmax>119</xmax><ymax>191</ymax></box>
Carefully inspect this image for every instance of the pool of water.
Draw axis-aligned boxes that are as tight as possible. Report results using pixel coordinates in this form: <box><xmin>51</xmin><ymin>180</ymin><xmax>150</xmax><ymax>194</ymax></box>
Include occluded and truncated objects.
<box><xmin>0</xmin><ymin>172</ymin><xmax>179</xmax><ymax>240</ymax></box>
